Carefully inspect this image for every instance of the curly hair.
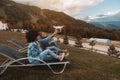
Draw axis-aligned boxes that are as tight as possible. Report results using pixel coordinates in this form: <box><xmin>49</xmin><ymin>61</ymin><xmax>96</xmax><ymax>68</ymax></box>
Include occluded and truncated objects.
<box><xmin>25</xmin><ymin>29</ymin><xmax>39</xmax><ymax>42</ymax></box>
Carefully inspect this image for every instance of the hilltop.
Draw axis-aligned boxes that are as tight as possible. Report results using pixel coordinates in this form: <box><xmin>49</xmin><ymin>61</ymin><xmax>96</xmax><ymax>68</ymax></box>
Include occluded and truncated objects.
<box><xmin>0</xmin><ymin>0</ymin><xmax>94</xmax><ymax>29</ymax></box>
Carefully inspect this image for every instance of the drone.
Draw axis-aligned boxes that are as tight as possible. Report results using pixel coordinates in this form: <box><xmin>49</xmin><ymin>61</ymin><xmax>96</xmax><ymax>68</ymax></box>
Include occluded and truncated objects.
<box><xmin>53</xmin><ymin>25</ymin><xmax>64</xmax><ymax>33</ymax></box>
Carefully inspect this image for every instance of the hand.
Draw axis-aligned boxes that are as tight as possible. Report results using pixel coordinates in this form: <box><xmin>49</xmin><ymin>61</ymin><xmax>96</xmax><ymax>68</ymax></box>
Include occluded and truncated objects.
<box><xmin>50</xmin><ymin>29</ymin><xmax>58</xmax><ymax>37</ymax></box>
<box><xmin>36</xmin><ymin>42</ymin><xmax>40</xmax><ymax>49</ymax></box>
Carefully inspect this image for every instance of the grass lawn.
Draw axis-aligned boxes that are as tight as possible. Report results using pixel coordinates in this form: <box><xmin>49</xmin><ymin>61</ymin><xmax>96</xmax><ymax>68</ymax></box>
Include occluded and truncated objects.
<box><xmin>0</xmin><ymin>30</ymin><xmax>120</xmax><ymax>80</ymax></box>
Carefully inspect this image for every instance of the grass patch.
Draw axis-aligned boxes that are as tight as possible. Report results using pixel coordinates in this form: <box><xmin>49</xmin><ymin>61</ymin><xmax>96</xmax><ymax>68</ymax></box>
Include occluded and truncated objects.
<box><xmin>0</xmin><ymin>30</ymin><xmax>120</xmax><ymax>80</ymax></box>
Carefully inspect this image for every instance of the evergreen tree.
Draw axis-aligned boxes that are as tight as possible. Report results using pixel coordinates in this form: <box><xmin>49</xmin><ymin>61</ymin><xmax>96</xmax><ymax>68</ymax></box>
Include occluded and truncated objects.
<box><xmin>89</xmin><ymin>40</ymin><xmax>96</xmax><ymax>50</ymax></box>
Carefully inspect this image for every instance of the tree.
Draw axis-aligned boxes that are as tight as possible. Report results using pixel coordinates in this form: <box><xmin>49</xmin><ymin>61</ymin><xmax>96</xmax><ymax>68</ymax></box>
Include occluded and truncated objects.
<box><xmin>89</xmin><ymin>40</ymin><xmax>96</xmax><ymax>50</ymax></box>
<box><xmin>74</xmin><ymin>35</ymin><xmax>83</xmax><ymax>47</ymax></box>
<box><xmin>63</xmin><ymin>34</ymin><xmax>69</xmax><ymax>44</ymax></box>
<box><xmin>107</xmin><ymin>45</ymin><xmax>120</xmax><ymax>57</ymax></box>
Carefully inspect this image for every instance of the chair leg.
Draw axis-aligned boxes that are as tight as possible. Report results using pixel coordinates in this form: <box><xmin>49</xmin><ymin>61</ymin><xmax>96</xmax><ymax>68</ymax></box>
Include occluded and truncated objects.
<box><xmin>47</xmin><ymin>62</ymin><xmax>68</xmax><ymax>74</ymax></box>
<box><xmin>0</xmin><ymin>66</ymin><xmax>8</xmax><ymax>75</ymax></box>
<box><xmin>0</xmin><ymin>60</ymin><xmax>14</xmax><ymax>75</ymax></box>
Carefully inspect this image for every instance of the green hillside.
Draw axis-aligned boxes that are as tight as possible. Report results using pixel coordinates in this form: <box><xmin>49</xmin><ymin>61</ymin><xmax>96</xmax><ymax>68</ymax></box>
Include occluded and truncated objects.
<box><xmin>0</xmin><ymin>31</ymin><xmax>120</xmax><ymax>80</ymax></box>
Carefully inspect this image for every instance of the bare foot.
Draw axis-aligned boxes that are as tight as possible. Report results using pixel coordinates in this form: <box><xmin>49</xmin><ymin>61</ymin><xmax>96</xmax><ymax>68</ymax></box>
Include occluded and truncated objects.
<box><xmin>63</xmin><ymin>49</ymin><xmax>70</xmax><ymax>58</ymax></box>
<box><xmin>58</xmin><ymin>53</ymin><xmax>65</xmax><ymax>61</ymax></box>
<box><xmin>64</xmin><ymin>49</ymin><xmax>68</xmax><ymax>53</ymax></box>
<box><xmin>65</xmin><ymin>52</ymin><xmax>69</xmax><ymax>58</ymax></box>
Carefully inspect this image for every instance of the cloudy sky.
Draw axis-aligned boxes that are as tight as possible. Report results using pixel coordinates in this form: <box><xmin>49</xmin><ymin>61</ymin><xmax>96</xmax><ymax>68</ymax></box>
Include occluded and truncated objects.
<box><xmin>12</xmin><ymin>0</ymin><xmax>120</xmax><ymax>22</ymax></box>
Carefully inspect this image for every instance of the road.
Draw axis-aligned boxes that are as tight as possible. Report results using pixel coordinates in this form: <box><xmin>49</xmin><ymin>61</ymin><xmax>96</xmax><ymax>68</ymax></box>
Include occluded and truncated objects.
<box><xmin>54</xmin><ymin>37</ymin><xmax>120</xmax><ymax>55</ymax></box>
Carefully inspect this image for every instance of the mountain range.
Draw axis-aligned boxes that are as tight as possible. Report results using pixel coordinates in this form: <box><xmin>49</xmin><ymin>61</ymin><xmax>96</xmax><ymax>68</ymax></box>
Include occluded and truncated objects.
<box><xmin>87</xmin><ymin>10</ymin><xmax>120</xmax><ymax>30</ymax></box>
<box><xmin>90</xmin><ymin>21</ymin><xmax>120</xmax><ymax>30</ymax></box>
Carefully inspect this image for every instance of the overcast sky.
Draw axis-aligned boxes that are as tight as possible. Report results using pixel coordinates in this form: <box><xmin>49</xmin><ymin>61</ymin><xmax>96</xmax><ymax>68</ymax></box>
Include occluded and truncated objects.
<box><xmin>12</xmin><ymin>0</ymin><xmax>103</xmax><ymax>17</ymax></box>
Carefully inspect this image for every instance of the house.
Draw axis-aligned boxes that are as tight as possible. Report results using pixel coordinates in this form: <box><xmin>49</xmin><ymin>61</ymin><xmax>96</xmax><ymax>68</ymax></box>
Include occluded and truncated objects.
<box><xmin>0</xmin><ymin>21</ymin><xmax>8</xmax><ymax>30</ymax></box>
<box><xmin>88</xmin><ymin>38</ymin><xmax>111</xmax><ymax>44</ymax></box>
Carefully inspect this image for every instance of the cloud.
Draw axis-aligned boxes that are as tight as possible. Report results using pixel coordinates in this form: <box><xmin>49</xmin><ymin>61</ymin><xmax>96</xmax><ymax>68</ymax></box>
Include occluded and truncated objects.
<box><xmin>84</xmin><ymin>10</ymin><xmax>120</xmax><ymax>22</ymax></box>
<box><xmin>12</xmin><ymin>0</ymin><xmax>103</xmax><ymax>18</ymax></box>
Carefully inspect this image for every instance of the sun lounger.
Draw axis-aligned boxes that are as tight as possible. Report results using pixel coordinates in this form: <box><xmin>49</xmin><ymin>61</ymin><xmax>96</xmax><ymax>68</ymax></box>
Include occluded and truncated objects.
<box><xmin>7</xmin><ymin>39</ymin><xmax>27</xmax><ymax>52</ymax></box>
<box><xmin>0</xmin><ymin>44</ymin><xmax>70</xmax><ymax>75</ymax></box>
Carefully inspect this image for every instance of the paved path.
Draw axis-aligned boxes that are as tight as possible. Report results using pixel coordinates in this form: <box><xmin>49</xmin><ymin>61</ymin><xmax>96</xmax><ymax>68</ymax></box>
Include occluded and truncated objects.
<box><xmin>54</xmin><ymin>37</ymin><xmax>120</xmax><ymax>55</ymax></box>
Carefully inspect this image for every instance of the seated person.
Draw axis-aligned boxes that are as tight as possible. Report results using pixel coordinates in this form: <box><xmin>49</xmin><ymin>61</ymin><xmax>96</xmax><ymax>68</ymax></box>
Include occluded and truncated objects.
<box><xmin>39</xmin><ymin>31</ymin><xmax>69</xmax><ymax>54</ymax></box>
<box><xmin>26</xmin><ymin>29</ymin><xmax>65</xmax><ymax>64</ymax></box>
<box><xmin>39</xmin><ymin>31</ymin><xmax>58</xmax><ymax>48</ymax></box>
